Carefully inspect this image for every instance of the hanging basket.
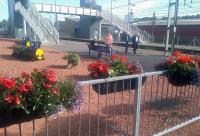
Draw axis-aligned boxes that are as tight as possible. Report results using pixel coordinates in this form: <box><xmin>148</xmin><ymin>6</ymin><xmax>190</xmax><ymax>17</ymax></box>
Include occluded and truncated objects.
<box><xmin>168</xmin><ymin>70</ymin><xmax>197</xmax><ymax>86</ymax></box>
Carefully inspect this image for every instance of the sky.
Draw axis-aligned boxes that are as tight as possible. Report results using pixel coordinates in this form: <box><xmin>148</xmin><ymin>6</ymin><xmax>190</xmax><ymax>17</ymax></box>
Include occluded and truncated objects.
<box><xmin>0</xmin><ymin>0</ymin><xmax>199</xmax><ymax>21</ymax></box>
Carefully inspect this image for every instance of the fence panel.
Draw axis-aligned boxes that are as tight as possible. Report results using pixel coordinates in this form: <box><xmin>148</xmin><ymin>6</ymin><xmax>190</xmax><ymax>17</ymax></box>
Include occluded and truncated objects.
<box><xmin>1</xmin><ymin>71</ymin><xmax>200</xmax><ymax>136</ymax></box>
<box><xmin>139</xmin><ymin>72</ymin><xmax>200</xmax><ymax>136</ymax></box>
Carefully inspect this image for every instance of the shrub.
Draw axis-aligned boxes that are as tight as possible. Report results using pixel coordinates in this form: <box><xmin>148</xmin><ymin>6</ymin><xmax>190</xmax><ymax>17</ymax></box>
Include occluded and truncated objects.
<box><xmin>63</xmin><ymin>54</ymin><xmax>80</xmax><ymax>67</ymax></box>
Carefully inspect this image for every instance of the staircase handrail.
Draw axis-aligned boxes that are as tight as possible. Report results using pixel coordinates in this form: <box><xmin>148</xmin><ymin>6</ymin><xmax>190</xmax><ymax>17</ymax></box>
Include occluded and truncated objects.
<box><xmin>15</xmin><ymin>2</ymin><xmax>44</xmax><ymax>42</ymax></box>
<box><xmin>29</xmin><ymin>3</ymin><xmax>59</xmax><ymax>43</ymax></box>
<box><xmin>100</xmin><ymin>10</ymin><xmax>154</xmax><ymax>43</ymax></box>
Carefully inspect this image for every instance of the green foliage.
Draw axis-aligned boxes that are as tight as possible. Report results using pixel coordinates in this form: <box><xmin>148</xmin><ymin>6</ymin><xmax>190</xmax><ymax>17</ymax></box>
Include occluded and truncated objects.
<box><xmin>59</xmin><ymin>79</ymin><xmax>82</xmax><ymax>110</ymax></box>
<box><xmin>168</xmin><ymin>62</ymin><xmax>195</xmax><ymax>84</ymax></box>
<box><xmin>12</xmin><ymin>45</ymin><xmax>37</xmax><ymax>60</ymax></box>
<box><xmin>110</xmin><ymin>60</ymin><xmax>129</xmax><ymax>77</ymax></box>
<box><xmin>63</xmin><ymin>54</ymin><xmax>80</xmax><ymax>67</ymax></box>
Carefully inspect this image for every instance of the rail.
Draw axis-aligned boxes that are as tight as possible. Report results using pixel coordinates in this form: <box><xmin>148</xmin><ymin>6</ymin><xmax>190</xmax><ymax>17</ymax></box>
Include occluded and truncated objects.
<box><xmin>1</xmin><ymin>70</ymin><xmax>200</xmax><ymax>136</ymax></box>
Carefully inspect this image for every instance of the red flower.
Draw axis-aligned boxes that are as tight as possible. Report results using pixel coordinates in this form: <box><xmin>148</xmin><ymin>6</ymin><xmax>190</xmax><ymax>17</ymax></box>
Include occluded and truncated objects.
<box><xmin>14</xmin><ymin>95</ymin><xmax>21</xmax><ymax>105</ymax></box>
<box><xmin>25</xmin><ymin>80</ymin><xmax>33</xmax><ymax>90</ymax></box>
<box><xmin>88</xmin><ymin>63</ymin><xmax>95</xmax><ymax>71</ymax></box>
<box><xmin>111</xmin><ymin>54</ymin><xmax>118</xmax><ymax>61</ymax></box>
<box><xmin>120</xmin><ymin>56</ymin><xmax>127</xmax><ymax>63</ymax></box>
<box><xmin>51</xmin><ymin>88</ymin><xmax>58</xmax><ymax>95</ymax></box>
<box><xmin>44</xmin><ymin>70</ymin><xmax>57</xmax><ymax>83</ymax></box>
<box><xmin>101</xmin><ymin>64</ymin><xmax>109</xmax><ymax>74</ymax></box>
<box><xmin>43</xmin><ymin>83</ymin><xmax>52</xmax><ymax>89</ymax></box>
<box><xmin>3</xmin><ymin>78</ymin><xmax>15</xmax><ymax>89</ymax></box>
<box><xmin>177</xmin><ymin>55</ymin><xmax>191</xmax><ymax>63</ymax></box>
<box><xmin>4</xmin><ymin>94</ymin><xmax>13</xmax><ymax>104</ymax></box>
<box><xmin>18</xmin><ymin>83</ymin><xmax>28</xmax><ymax>93</ymax></box>
<box><xmin>88</xmin><ymin>61</ymin><xmax>109</xmax><ymax>79</ymax></box>
<box><xmin>172</xmin><ymin>51</ymin><xmax>181</xmax><ymax>57</ymax></box>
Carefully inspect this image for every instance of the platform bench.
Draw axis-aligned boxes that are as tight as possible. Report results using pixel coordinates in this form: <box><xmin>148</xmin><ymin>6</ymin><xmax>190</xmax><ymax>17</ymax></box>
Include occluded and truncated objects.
<box><xmin>87</xmin><ymin>44</ymin><xmax>112</xmax><ymax>58</ymax></box>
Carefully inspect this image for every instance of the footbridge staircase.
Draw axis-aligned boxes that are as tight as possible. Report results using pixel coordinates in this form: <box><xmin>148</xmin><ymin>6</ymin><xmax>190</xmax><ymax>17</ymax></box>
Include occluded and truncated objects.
<box><xmin>15</xmin><ymin>2</ymin><xmax>59</xmax><ymax>44</ymax></box>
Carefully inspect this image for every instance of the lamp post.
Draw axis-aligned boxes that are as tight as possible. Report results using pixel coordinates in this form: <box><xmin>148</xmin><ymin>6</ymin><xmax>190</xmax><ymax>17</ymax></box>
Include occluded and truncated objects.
<box><xmin>110</xmin><ymin>0</ymin><xmax>113</xmax><ymax>32</ymax></box>
<box><xmin>54</xmin><ymin>0</ymin><xmax>58</xmax><ymax>29</ymax></box>
<box><xmin>128</xmin><ymin>1</ymin><xmax>135</xmax><ymax>31</ymax></box>
<box><xmin>128</xmin><ymin>0</ymin><xmax>130</xmax><ymax>32</ymax></box>
<box><xmin>171</xmin><ymin>0</ymin><xmax>179</xmax><ymax>52</ymax></box>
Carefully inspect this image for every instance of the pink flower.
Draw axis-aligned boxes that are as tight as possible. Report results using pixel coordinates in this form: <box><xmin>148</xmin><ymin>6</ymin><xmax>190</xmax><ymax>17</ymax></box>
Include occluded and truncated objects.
<box><xmin>18</xmin><ymin>83</ymin><xmax>28</xmax><ymax>93</ymax></box>
<box><xmin>172</xmin><ymin>51</ymin><xmax>181</xmax><ymax>57</ymax></box>
<box><xmin>21</xmin><ymin>72</ymin><xmax>30</xmax><ymax>79</ymax></box>
<box><xmin>0</xmin><ymin>77</ymin><xmax>3</xmax><ymax>84</ymax></box>
<box><xmin>43</xmin><ymin>83</ymin><xmax>52</xmax><ymax>89</ymax></box>
<box><xmin>4</xmin><ymin>94</ymin><xmax>13</xmax><ymax>104</ymax></box>
<box><xmin>44</xmin><ymin>70</ymin><xmax>57</xmax><ymax>83</ymax></box>
<box><xmin>51</xmin><ymin>88</ymin><xmax>58</xmax><ymax>95</ymax></box>
<box><xmin>25</xmin><ymin>80</ymin><xmax>33</xmax><ymax>90</ymax></box>
<box><xmin>14</xmin><ymin>95</ymin><xmax>21</xmax><ymax>105</ymax></box>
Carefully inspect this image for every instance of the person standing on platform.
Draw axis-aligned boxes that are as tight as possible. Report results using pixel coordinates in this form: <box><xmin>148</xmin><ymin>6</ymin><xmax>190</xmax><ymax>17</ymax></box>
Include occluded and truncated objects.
<box><xmin>132</xmin><ymin>34</ymin><xmax>139</xmax><ymax>54</ymax></box>
<box><xmin>125</xmin><ymin>34</ymin><xmax>129</xmax><ymax>54</ymax></box>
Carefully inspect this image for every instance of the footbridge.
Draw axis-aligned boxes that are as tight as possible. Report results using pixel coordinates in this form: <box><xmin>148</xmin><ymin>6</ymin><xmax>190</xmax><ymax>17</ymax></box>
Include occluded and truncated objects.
<box><xmin>34</xmin><ymin>3</ymin><xmax>100</xmax><ymax>17</ymax></box>
<box><xmin>10</xmin><ymin>0</ymin><xmax>153</xmax><ymax>44</ymax></box>
<box><xmin>33</xmin><ymin>3</ymin><xmax>154</xmax><ymax>43</ymax></box>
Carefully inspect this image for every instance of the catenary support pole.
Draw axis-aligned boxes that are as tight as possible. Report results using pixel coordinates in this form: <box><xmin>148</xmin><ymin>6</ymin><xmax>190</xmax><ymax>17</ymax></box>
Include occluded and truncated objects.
<box><xmin>171</xmin><ymin>0</ymin><xmax>179</xmax><ymax>52</ymax></box>
<box><xmin>165</xmin><ymin>0</ymin><xmax>172</xmax><ymax>56</ymax></box>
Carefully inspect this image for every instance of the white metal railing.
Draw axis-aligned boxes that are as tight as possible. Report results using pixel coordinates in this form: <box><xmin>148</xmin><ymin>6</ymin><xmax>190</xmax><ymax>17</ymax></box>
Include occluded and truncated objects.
<box><xmin>34</xmin><ymin>3</ymin><xmax>100</xmax><ymax>17</ymax></box>
<box><xmin>101</xmin><ymin>10</ymin><xmax>154</xmax><ymax>43</ymax></box>
<box><xmin>2</xmin><ymin>70</ymin><xmax>200</xmax><ymax>135</ymax></box>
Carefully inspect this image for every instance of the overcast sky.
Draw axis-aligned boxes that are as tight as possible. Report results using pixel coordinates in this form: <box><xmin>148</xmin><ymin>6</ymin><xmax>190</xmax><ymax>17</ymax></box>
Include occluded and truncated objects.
<box><xmin>0</xmin><ymin>0</ymin><xmax>199</xmax><ymax>21</ymax></box>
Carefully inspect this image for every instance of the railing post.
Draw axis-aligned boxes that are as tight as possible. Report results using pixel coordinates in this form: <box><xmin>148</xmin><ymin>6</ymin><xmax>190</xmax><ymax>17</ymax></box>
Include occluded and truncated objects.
<box><xmin>133</xmin><ymin>75</ymin><xmax>142</xmax><ymax>136</ymax></box>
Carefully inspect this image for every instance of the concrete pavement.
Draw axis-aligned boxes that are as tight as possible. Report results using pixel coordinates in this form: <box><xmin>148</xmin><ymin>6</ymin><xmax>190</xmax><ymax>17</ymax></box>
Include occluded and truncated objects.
<box><xmin>45</xmin><ymin>40</ymin><xmax>166</xmax><ymax>72</ymax></box>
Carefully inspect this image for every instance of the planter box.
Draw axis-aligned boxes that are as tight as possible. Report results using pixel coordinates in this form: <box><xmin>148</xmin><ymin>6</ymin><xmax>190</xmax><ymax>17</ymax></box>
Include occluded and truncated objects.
<box><xmin>168</xmin><ymin>70</ymin><xmax>197</xmax><ymax>86</ymax></box>
<box><xmin>0</xmin><ymin>108</ymin><xmax>40</xmax><ymax>127</ymax></box>
<box><xmin>92</xmin><ymin>77</ymin><xmax>146</xmax><ymax>95</ymax></box>
<box><xmin>12</xmin><ymin>47</ymin><xmax>44</xmax><ymax>60</ymax></box>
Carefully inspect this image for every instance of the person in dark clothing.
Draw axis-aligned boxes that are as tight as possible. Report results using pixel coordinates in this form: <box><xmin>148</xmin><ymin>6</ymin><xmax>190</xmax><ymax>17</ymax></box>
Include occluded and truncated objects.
<box><xmin>132</xmin><ymin>34</ymin><xmax>139</xmax><ymax>54</ymax></box>
<box><xmin>90</xmin><ymin>39</ymin><xmax>96</xmax><ymax>46</ymax></box>
<box><xmin>125</xmin><ymin>35</ymin><xmax>129</xmax><ymax>54</ymax></box>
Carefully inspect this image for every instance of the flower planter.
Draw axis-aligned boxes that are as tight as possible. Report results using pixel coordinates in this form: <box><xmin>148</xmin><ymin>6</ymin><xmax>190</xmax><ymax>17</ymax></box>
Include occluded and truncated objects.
<box><xmin>92</xmin><ymin>77</ymin><xmax>146</xmax><ymax>95</ymax></box>
<box><xmin>0</xmin><ymin>107</ymin><xmax>34</xmax><ymax>127</ymax></box>
<box><xmin>0</xmin><ymin>69</ymin><xmax>82</xmax><ymax>127</ymax></box>
<box><xmin>12</xmin><ymin>46</ymin><xmax>44</xmax><ymax>60</ymax></box>
<box><xmin>168</xmin><ymin>70</ymin><xmax>197</xmax><ymax>86</ymax></box>
<box><xmin>160</xmin><ymin>51</ymin><xmax>200</xmax><ymax>86</ymax></box>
